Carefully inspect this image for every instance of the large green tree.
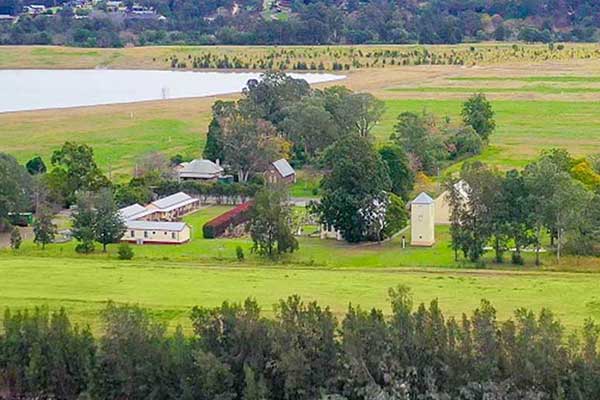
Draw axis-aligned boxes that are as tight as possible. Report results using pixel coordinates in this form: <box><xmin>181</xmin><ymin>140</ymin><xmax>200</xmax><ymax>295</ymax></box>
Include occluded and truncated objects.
<box><xmin>392</xmin><ymin>111</ymin><xmax>446</xmax><ymax>175</ymax></box>
<box><xmin>49</xmin><ymin>142</ymin><xmax>110</xmax><ymax>205</ymax></box>
<box><xmin>462</xmin><ymin>93</ymin><xmax>496</xmax><ymax>142</ymax></box>
<box><xmin>248</xmin><ymin>185</ymin><xmax>298</xmax><ymax>257</ymax></box>
<box><xmin>0</xmin><ymin>153</ymin><xmax>32</xmax><ymax>227</ymax></box>
<box><xmin>94</xmin><ymin>188</ymin><xmax>126</xmax><ymax>252</ymax></box>
<box><xmin>378</xmin><ymin>145</ymin><xmax>415</xmax><ymax>201</ymax></box>
<box><xmin>319</xmin><ymin>135</ymin><xmax>391</xmax><ymax>243</ymax></box>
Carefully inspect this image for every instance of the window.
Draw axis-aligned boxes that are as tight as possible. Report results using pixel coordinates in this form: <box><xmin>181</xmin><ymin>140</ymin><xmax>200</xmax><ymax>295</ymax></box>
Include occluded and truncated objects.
<box><xmin>171</xmin><ymin>232</ymin><xmax>176</xmax><ymax>240</ymax></box>
<box><xmin>144</xmin><ymin>231</ymin><xmax>148</xmax><ymax>238</ymax></box>
<box><xmin>130</xmin><ymin>230</ymin><xmax>134</xmax><ymax>237</ymax></box>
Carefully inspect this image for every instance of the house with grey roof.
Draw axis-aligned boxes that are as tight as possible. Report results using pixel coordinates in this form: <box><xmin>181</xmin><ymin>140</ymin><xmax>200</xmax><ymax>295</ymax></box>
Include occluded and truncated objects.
<box><xmin>117</xmin><ymin>191</ymin><xmax>198</xmax><ymax>244</ymax></box>
<box><xmin>176</xmin><ymin>159</ymin><xmax>224</xmax><ymax>182</ymax></box>
<box><xmin>265</xmin><ymin>159</ymin><xmax>296</xmax><ymax>184</ymax></box>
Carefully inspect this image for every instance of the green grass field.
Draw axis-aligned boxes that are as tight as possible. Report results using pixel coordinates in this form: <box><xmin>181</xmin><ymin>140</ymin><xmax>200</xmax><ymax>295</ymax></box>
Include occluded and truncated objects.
<box><xmin>373</xmin><ymin>99</ymin><xmax>600</xmax><ymax>168</ymax></box>
<box><xmin>2</xmin><ymin>256</ymin><xmax>600</xmax><ymax>334</ymax></box>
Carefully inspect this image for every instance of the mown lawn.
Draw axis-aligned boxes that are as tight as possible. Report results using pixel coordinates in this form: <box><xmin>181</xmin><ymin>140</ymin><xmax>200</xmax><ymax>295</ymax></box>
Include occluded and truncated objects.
<box><xmin>2</xmin><ymin>256</ymin><xmax>600</xmax><ymax>334</ymax></box>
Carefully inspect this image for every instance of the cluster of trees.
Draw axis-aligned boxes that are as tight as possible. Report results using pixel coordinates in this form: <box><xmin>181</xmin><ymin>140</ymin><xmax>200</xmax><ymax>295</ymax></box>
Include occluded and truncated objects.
<box><xmin>4</xmin><ymin>288</ymin><xmax>600</xmax><ymax>399</ymax></box>
<box><xmin>392</xmin><ymin>93</ymin><xmax>495</xmax><ymax>175</ymax></box>
<box><xmin>203</xmin><ymin>72</ymin><xmax>385</xmax><ymax>178</ymax></box>
<box><xmin>2</xmin><ymin>0</ymin><xmax>599</xmax><ymax>46</ymax></box>
<box><xmin>448</xmin><ymin>149</ymin><xmax>600</xmax><ymax>265</ymax></box>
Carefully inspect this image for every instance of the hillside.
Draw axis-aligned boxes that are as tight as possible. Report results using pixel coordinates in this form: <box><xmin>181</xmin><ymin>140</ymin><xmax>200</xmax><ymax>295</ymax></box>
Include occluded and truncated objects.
<box><xmin>1</xmin><ymin>0</ymin><xmax>599</xmax><ymax>47</ymax></box>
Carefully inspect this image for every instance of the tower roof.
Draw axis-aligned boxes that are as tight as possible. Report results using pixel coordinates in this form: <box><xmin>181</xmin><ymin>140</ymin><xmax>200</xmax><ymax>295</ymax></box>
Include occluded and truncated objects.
<box><xmin>412</xmin><ymin>192</ymin><xmax>434</xmax><ymax>205</ymax></box>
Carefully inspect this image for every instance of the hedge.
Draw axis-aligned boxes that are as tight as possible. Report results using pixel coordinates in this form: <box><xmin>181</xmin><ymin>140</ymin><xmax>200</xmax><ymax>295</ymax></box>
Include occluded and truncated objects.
<box><xmin>202</xmin><ymin>201</ymin><xmax>253</xmax><ymax>239</ymax></box>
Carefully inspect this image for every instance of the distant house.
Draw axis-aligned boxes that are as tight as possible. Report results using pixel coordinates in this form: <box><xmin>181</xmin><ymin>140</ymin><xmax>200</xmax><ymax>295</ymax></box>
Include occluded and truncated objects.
<box><xmin>24</xmin><ymin>5</ymin><xmax>46</xmax><ymax>14</ymax></box>
<box><xmin>265</xmin><ymin>159</ymin><xmax>296</xmax><ymax>184</ymax></box>
<box><xmin>0</xmin><ymin>15</ymin><xmax>16</xmax><ymax>23</ymax></box>
<box><xmin>176</xmin><ymin>159</ymin><xmax>224</xmax><ymax>182</ymax></box>
<box><xmin>118</xmin><ymin>203</ymin><xmax>148</xmax><ymax>221</ymax></box>
<box><xmin>123</xmin><ymin>220</ymin><xmax>191</xmax><ymax>244</ymax></box>
<box><xmin>411</xmin><ymin>192</ymin><xmax>435</xmax><ymax>247</ymax></box>
<box><xmin>434</xmin><ymin>180</ymin><xmax>470</xmax><ymax>224</ymax></box>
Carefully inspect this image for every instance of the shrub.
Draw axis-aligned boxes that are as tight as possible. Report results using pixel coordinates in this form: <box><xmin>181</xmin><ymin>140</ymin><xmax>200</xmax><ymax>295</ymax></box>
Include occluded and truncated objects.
<box><xmin>236</xmin><ymin>246</ymin><xmax>244</xmax><ymax>261</ymax></box>
<box><xmin>203</xmin><ymin>202</ymin><xmax>253</xmax><ymax>239</ymax></box>
<box><xmin>10</xmin><ymin>227</ymin><xmax>22</xmax><ymax>250</ymax></box>
<box><xmin>75</xmin><ymin>241</ymin><xmax>95</xmax><ymax>254</ymax></box>
<box><xmin>511</xmin><ymin>252</ymin><xmax>524</xmax><ymax>265</ymax></box>
<box><xmin>118</xmin><ymin>243</ymin><xmax>134</xmax><ymax>260</ymax></box>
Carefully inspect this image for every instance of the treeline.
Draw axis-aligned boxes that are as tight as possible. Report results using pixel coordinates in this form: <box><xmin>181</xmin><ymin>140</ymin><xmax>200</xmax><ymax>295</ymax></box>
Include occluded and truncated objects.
<box><xmin>1</xmin><ymin>0</ymin><xmax>599</xmax><ymax>47</ymax></box>
<box><xmin>3</xmin><ymin>287</ymin><xmax>600</xmax><ymax>399</ymax></box>
<box><xmin>447</xmin><ymin>149</ymin><xmax>600</xmax><ymax>265</ymax></box>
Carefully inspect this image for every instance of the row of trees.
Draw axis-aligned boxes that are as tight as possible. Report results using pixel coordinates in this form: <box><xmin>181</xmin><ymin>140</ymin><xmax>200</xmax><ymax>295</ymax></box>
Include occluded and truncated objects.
<box><xmin>3</xmin><ymin>288</ymin><xmax>600</xmax><ymax>399</ymax></box>
<box><xmin>2</xmin><ymin>0</ymin><xmax>599</xmax><ymax>46</ymax></box>
<box><xmin>448</xmin><ymin>149</ymin><xmax>600</xmax><ymax>264</ymax></box>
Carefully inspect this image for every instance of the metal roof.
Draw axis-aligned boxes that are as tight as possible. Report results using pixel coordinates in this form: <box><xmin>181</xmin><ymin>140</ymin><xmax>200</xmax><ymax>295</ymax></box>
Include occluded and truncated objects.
<box><xmin>119</xmin><ymin>204</ymin><xmax>147</xmax><ymax>220</ymax></box>
<box><xmin>272</xmin><ymin>159</ymin><xmax>295</xmax><ymax>178</ymax></box>
<box><xmin>125</xmin><ymin>220</ymin><xmax>187</xmax><ymax>232</ymax></box>
<box><xmin>151</xmin><ymin>192</ymin><xmax>197</xmax><ymax>210</ymax></box>
<box><xmin>178</xmin><ymin>159</ymin><xmax>224</xmax><ymax>179</ymax></box>
<box><xmin>412</xmin><ymin>192</ymin><xmax>434</xmax><ymax>205</ymax></box>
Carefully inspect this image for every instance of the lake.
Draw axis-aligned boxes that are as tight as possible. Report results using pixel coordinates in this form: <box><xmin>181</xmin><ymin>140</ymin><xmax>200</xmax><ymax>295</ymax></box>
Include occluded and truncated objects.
<box><xmin>0</xmin><ymin>69</ymin><xmax>345</xmax><ymax>113</ymax></box>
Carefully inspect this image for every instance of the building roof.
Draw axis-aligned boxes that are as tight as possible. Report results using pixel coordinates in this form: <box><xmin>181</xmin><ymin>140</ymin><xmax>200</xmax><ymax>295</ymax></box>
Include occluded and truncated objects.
<box><xmin>150</xmin><ymin>192</ymin><xmax>199</xmax><ymax>212</ymax></box>
<box><xmin>178</xmin><ymin>159</ymin><xmax>224</xmax><ymax>179</ymax></box>
<box><xmin>412</xmin><ymin>192</ymin><xmax>434</xmax><ymax>205</ymax></box>
<box><xmin>119</xmin><ymin>204</ymin><xmax>147</xmax><ymax>220</ymax></box>
<box><xmin>272</xmin><ymin>159</ymin><xmax>295</xmax><ymax>178</ymax></box>
<box><xmin>125</xmin><ymin>220</ymin><xmax>188</xmax><ymax>232</ymax></box>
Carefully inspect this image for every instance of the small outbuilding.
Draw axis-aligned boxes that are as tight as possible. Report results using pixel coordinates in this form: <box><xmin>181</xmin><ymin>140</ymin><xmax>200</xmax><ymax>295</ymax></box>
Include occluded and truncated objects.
<box><xmin>411</xmin><ymin>192</ymin><xmax>435</xmax><ymax>247</ymax></box>
<box><xmin>265</xmin><ymin>159</ymin><xmax>296</xmax><ymax>185</ymax></box>
<box><xmin>176</xmin><ymin>159</ymin><xmax>224</xmax><ymax>182</ymax></box>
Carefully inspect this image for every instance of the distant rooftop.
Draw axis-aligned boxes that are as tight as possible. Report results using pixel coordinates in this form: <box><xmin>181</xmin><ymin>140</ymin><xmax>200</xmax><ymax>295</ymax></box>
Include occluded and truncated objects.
<box><xmin>125</xmin><ymin>220</ymin><xmax>187</xmax><ymax>232</ymax></box>
<box><xmin>272</xmin><ymin>159</ymin><xmax>295</xmax><ymax>177</ymax></box>
<box><xmin>119</xmin><ymin>203</ymin><xmax>147</xmax><ymax>220</ymax></box>
<box><xmin>178</xmin><ymin>159</ymin><xmax>224</xmax><ymax>179</ymax></box>
<box><xmin>412</xmin><ymin>192</ymin><xmax>434</xmax><ymax>205</ymax></box>
<box><xmin>151</xmin><ymin>191</ymin><xmax>198</xmax><ymax>212</ymax></box>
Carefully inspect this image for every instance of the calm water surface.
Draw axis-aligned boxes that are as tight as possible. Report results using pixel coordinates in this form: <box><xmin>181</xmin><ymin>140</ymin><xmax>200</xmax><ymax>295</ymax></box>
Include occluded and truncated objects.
<box><xmin>0</xmin><ymin>69</ymin><xmax>345</xmax><ymax>113</ymax></box>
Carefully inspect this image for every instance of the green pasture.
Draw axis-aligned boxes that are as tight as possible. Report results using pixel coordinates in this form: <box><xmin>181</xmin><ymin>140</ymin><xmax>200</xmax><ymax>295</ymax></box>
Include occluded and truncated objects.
<box><xmin>389</xmin><ymin>86</ymin><xmax>600</xmax><ymax>94</ymax></box>
<box><xmin>373</xmin><ymin>99</ymin><xmax>600</xmax><ymax>168</ymax></box>
<box><xmin>448</xmin><ymin>76</ymin><xmax>600</xmax><ymax>83</ymax></box>
<box><xmin>2</xmin><ymin>256</ymin><xmax>600</xmax><ymax>334</ymax></box>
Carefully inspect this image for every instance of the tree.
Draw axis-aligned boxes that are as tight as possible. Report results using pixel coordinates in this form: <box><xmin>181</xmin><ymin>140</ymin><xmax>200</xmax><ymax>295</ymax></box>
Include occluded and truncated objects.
<box><xmin>94</xmin><ymin>188</ymin><xmax>126</xmax><ymax>252</ymax></box>
<box><xmin>319</xmin><ymin>135</ymin><xmax>391</xmax><ymax>243</ymax></box>
<box><xmin>25</xmin><ymin>156</ymin><xmax>47</xmax><ymax>175</ymax></box>
<box><xmin>49</xmin><ymin>142</ymin><xmax>110</xmax><ymax>205</ymax></box>
<box><xmin>10</xmin><ymin>227</ymin><xmax>22</xmax><ymax>250</ymax></box>
<box><xmin>248</xmin><ymin>185</ymin><xmax>298</xmax><ymax>257</ymax></box>
<box><xmin>133</xmin><ymin>151</ymin><xmax>174</xmax><ymax>183</ymax></box>
<box><xmin>71</xmin><ymin>192</ymin><xmax>97</xmax><ymax>254</ymax></box>
<box><xmin>280</xmin><ymin>97</ymin><xmax>339</xmax><ymax>160</ymax></box>
<box><xmin>336</xmin><ymin>92</ymin><xmax>385</xmax><ymax>138</ymax></box>
<box><xmin>239</xmin><ymin>71</ymin><xmax>311</xmax><ymax>125</ymax></box>
<box><xmin>462</xmin><ymin>93</ymin><xmax>496</xmax><ymax>142</ymax></box>
<box><xmin>221</xmin><ymin>113</ymin><xmax>290</xmax><ymax>182</ymax></box>
<box><xmin>378</xmin><ymin>145</ymin><xmax>415</xmax><ymax>201</ymax></box>
<box><xmin>447</xmin><ymin>126</ymin><xmax>483</xmax><ymax>159</ymax></box>
<box><xmin>0</xmin><ymin>153</ymin><xmax>32</xmax><ymax>227</ymax></box>
<box><xmin>203</xmin><ymin>100</ymin><xmax>236</xmax><ymax>162</ymax></box>
<box><xmin>502</xmin><ymin>170</ymin><xmax>535</xmax><ymax>264</ymax></box>
<box><xmin>392</xmin><ymin>111</ymin><xmax>446</xmax><ymax>175</ymax></box>
<box><xmin>33</xmin><ymin>208</ymin><xmax>56</xmax><ymax>249</ymax></box>
<box><xmin>383</xmin><ymin>193</ymin><xmax>408</xmax><ymax>238</ymax></box>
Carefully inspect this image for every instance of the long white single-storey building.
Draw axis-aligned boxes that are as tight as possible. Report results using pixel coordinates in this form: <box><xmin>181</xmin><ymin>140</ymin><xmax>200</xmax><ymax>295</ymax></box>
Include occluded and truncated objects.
<box><xmin>118</xmin><ymin>192</ymin><xmax>198</xmax><ymax>245</ymax></box>
<box><xmin>123</xmin><ymin>220</ymin><xmax>191</xmax><ymax>244</ymax></box>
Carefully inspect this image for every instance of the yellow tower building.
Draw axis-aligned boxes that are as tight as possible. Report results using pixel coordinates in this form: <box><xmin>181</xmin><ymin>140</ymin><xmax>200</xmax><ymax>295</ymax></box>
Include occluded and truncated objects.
<box><xmin>410</xmin><ymin>192</ymin><xmax>435</xmax><ymax>247</ymax></box>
